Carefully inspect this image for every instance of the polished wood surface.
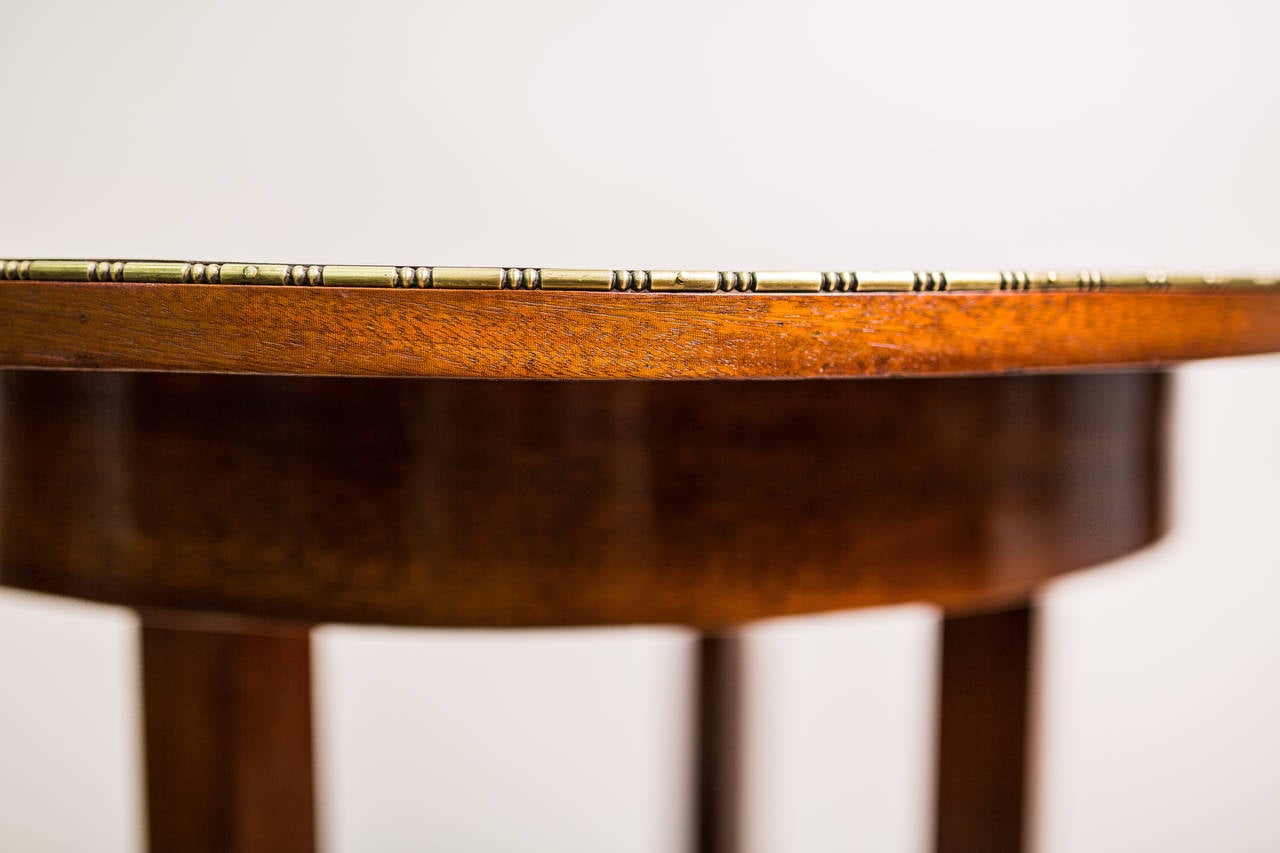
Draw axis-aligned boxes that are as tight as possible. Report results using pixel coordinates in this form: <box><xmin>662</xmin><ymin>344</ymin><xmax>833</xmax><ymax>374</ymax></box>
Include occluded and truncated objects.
<box><xmin>0</xmin><ymin>270</ymin><xmax>1267</xmax><ymax>853</ymax></box>
<box><xmin>142</xmin><ymin>618</ymin><xmax>315</xmax><ymax>853</ymax></box>
<box><xmin>1</xmin><ymin>284</ymin><xmax>1279</xmax><ymax>378</ymax></box>
<box><xmin>935</xmin><ymin>607</ymin><xmax>1032</xmax><ymax>853</ymax></box>
<box><xmin>0</xmin><ymin>371</ymin><xmax>1164</xmax><ymax>627</ymax></box>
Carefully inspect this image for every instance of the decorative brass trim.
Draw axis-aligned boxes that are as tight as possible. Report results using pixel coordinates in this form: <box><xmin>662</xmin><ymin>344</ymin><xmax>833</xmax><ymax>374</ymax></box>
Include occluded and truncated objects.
<box><xmin>0</xmin><ymin>259</ymin><xmax>1277</xmax><ymax>293</ymax></box>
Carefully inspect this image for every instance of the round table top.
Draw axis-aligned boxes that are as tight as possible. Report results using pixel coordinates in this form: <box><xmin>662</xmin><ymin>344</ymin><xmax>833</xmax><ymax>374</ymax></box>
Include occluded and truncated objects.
<box><xmin>3</xmin><ymin>258</ymin><xmax>1280</xmax><ymax>378</ymax></box>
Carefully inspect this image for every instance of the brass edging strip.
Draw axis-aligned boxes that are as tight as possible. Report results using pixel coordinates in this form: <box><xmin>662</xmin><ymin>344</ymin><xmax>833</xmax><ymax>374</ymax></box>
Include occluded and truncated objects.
<box><xmin>1</xmin><ymin>260</ymin><xmax>1277</xmax><ymax>294</ymax></box>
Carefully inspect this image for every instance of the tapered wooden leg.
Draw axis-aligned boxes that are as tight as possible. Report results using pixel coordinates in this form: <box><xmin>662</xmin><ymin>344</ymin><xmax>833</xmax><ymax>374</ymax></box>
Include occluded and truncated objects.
<box><xmin>935</xmin><ymin>606</ymin><xmax>1033</xmax><ymax>853</ymax></box>
<box><xmin>696</xmin><ymin>631</ymin><xmax>742</xmax><ymax>853</ymax></box>
<box><xmin>141</xmin><ymin>617</ymin><xmax>316</xmax><ymax>853</ymax></box>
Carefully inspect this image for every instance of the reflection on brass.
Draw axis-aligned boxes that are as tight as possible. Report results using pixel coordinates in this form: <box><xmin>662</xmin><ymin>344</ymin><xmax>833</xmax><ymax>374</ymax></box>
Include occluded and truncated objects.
<box><xmin>26</xmin><ymin>260</ymin><xmax>96</xmax><ymax>281</ymax></box>
<box><xmin>430</xmin><ymin>267</ymin><xmax>503</xmax><ymax>289</ymax></box>
<box><xmin>540</xmin><ymin>269</ymin><xmax>613</xmax><ymax>291</ymax></box>
<box><xmin>219</xmin><ymin>263</ymin><xmax>290</xmax><ymax>286</ymax></box>
<box><xmin>943</xmin><ymin>272</ymin><xmax>1003</xmax><ymax>292</ymax></box>
<box><xmin>650</xmin><ymin>270</ymin><xmax>719</xmax><ymax>292</ymax></box>
<box><xmin>322</xmin><ymin>266</ymin><xmax>395</xmax><ymax>288</ymax></box>
<box><xmin>855</xmin><ymin>271</ymin><xmax>916</xmax><ymax>292</ymax></box>
<box><xmin>756</xmin><ymin>272</ymin><xmax>822</xmax><ymax>292</ymax></box>
<box><xmin>0</xmin><ymin>259</ymin><xmax>1277</xmax><ymax>294</ymax></box>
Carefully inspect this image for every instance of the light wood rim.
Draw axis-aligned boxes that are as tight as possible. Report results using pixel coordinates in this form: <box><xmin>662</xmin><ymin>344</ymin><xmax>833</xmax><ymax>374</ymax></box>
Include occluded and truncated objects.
<box><xmin>2</xmin><ymin>282</ymin><xmax>1280</xmax><ymax>378</ymax></box>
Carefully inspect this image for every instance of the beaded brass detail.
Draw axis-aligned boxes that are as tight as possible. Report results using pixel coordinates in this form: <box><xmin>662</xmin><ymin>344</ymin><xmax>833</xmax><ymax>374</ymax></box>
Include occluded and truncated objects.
<box><xmin>0</xmin><ymin>260</ymin><xmax>1276</xmax><ymax>293</ymax></box>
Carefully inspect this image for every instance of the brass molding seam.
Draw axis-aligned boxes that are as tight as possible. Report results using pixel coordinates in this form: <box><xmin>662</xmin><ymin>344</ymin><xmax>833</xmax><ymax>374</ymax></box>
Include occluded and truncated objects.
<box><xmin>0</xmin><ymin>260</ymin><xmax>1277</xmax><ymax>293</ymax></box>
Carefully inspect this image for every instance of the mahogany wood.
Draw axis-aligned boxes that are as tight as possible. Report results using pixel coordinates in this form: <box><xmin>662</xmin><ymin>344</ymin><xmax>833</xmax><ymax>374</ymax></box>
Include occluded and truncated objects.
<box><xmin>0</xmin><ymin>371</ymin><xmax>1165</xmax><ymax>627</ymax></box>
<box><xmin>141</xmin><ymin>617</ymin><xmax>315</xmax><ymax>853</ymax></box>
<box><xmin>0</xmin><ymin>284</ymin><xmax>1278</xmax><ymax>378</ymax></box>
<box><xmin>935</xmin><ymin>606</ymin><xmax>1033</xmax><ymax>853</ymax></box>
<box><xmin>0</xmin><ymin>278</ymin><xmax>1273</xmax><ymax>853</ymax></box>
<box><xmin>697</xmin><ymin>632</ymin><xmax>742</xmax><ymax>853</ymax></box>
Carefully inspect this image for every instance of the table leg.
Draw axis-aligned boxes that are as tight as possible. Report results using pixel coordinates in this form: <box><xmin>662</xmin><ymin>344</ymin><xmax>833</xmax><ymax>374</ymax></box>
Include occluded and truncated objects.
<box><xmin>935</xmin><ymin>605</ymin><xmax>1033</xmax><ymax>853</ymax></box>
<box><xmin>140</xmin><ymin>617</ymin><xmax>316</xmax><ymax>853</ymax></box>
<box><xmin>696</xmin><ymin>631</ymin><xmax>742</xmax><ymax>853</ymax></box>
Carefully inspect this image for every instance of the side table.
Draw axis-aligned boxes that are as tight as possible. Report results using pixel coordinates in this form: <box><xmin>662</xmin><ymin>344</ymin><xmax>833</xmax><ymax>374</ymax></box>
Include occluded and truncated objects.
<box><xmin>3</xmin><ymin>260</ymin><xmax>1279</xmax><ymax>852</ymax></box>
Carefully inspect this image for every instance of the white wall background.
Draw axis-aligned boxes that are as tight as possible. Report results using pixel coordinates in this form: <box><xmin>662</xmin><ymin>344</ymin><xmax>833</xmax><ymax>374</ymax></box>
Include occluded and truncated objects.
<box><xmin>0</xmin><ymin>0</ymin><xmax>1278</xmax><ymax>850</ymax></box>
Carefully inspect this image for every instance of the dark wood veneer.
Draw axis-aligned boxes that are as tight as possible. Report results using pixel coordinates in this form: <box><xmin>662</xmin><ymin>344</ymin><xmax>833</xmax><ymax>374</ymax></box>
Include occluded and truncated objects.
<box><xmin>141</xmin><ymin>618</ymin><xmax>314</xmax><ymax>853</ymax></box>
<box><xmin>0</xmin><ymin>371</ymin><xmax>1165</xmax><ymax>628</ymax></box>
<box><xmin>936</xmin><ymin>607</ymin><xmax>1033</xmax><ymax>853</ymax></box>
<box><xmin>3</xmin><ymin>276</ymin><xmax>1249</xmax><ymax>853</ymax></box>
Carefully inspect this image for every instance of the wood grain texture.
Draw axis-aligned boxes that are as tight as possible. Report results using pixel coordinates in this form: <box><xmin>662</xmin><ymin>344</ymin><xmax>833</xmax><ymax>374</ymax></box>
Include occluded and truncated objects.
<box><xmin>935</xmin><ymin>606</ymin><xmax>1033</xmax><ymax>853</ymax></box>
<box><xmin>142</xmin><ymin>618</ymin><xmax>315</xmax><ymax>853</ymax></box>
<box><xmin>0</xmin><ymin>371</ymin><xmax>1165</xmax><ymax>627</ymax></box>
<box><xmin>1</xmin><ymin>283</ymin><xmax>1279</xmax><ymax>378</ymax></box>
